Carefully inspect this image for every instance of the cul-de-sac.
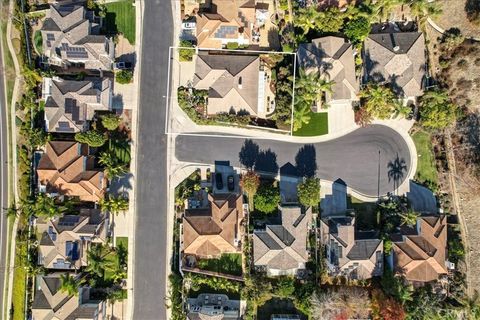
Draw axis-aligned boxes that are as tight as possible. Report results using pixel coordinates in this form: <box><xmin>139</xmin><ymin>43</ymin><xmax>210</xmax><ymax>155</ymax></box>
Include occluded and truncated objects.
<box><xmin>0</xmin><ymin>0</ymin><xmax>479</xmax><ymax>319</ymax></box>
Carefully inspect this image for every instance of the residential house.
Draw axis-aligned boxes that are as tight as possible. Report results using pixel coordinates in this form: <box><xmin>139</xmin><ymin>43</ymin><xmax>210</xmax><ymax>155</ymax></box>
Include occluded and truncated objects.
<box><xmin>193</xmin><ymin>52</ymin><xmax>271</xmax><ymax>117</ymax></box>
<box><xmin>253</xmin><ymin>205</ymin><xmax>312</xmax><ymax>276</ymax></box>
<box><xmin>297</xmin><ymin>36</ymin><xmax>359</xmax><ymax>109</ymax></box>
<box><xmin>32</xmin><ymin>274</ymin><xmax>106</xmax><ymax>320</ymax></box>
<box><xmin>363</xmin><ymin>31</ymin><xmax>426</xmax><ymax>100</ymax></box>
<box><xmin>42</xmin><ymin>77</ymin><xmax>112</xmax><ymax>133</ymax></box>
<box><xmin>320</xmin><ymin>216</ymin><xmax>383</xmax><ymax>280</ymax></box>
<box><xmin>186</xmin><ymin>293</ymin><xmax>245</xmax><ymax>320</ymax></box>
<box><xmin>388</xmin><ymin>215</ymin><xmax>448</xmax><ymax>286</ymax></box>
<box><xmin>37</xmin><ymin>209</ymin><xmax>109</xmax><ymax>270</ymax></box>
<box><xmin>195</xmin><ymin>0</ymin><xmax>256</xmax><ymax>48</ymax></box>
<box><xmin>37</xmin><ymin>141</ymin><xmax>107</xmax><ymax>202</ymax></box>
<box><xmin>182</xmin><ymin>193</ymin><xmax>245</xmax><ymax>259</ymax></box>
<box><xmin>41</xmin><ymin>4</ymin><xmax>114</xmax><ymax>70</ymax></box>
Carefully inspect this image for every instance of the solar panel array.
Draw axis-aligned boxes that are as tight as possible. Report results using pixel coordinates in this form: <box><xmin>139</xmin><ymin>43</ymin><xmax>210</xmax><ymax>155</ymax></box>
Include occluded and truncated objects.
<box><xmin>214</xmin><ymin>26</ymin><xmax>237</xmax><ymax>38</ymax></box>
<box><xmin>62</xmin><ymin>43</ymin><xmax>89</xmax><ymax>59</ymax></box>
<box><xmin>58</xmin><ymin>215</ymin><xmax>81</xmax><ymax>226</ymax></box>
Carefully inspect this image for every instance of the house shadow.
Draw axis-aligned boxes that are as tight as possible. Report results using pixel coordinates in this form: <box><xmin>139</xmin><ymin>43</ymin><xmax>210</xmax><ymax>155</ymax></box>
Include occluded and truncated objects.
<box><xmin>116</xmin><ymin>52</ymin><xmax>137</xmax><ymax>68</ymax></box>
<box><xmin>112</xmin><ymin>93</ymin><xmax>125</xmax><ymax>112</ymax></box>
<box><xmin>279</xmin><ymin>163</ymin><xmax>300</xmax><ymax>204</ymax></box>
<box><xmin>295</xmin><ymin>144</ymin><xmax>317</xmax><ymax>178</ymax></box>
<box><xmin>320</xmin><ymin>178</ymin><xmax>347</xmax><ymax>218</ymax></box>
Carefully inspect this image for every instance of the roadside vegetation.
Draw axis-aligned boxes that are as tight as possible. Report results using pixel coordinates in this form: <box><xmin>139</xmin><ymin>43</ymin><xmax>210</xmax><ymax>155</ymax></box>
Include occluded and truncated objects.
<box><xmin>411</xmin><ymin>129</ymin><xmax>438</xmax><ymax>190</ymax></box>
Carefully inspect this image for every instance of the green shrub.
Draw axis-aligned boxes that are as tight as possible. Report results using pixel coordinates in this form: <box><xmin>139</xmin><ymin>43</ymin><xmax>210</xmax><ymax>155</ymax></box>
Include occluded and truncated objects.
<box><xmin>75</xmin><ymin>130</ymin><xmax>107</xmax><ymax>147</ymax></box>
<box><xmin>116</xmin><ymin>70</ymin><xmax>133</xmax><ymax>84</ymax></box>
<box><xmin>344</xmin><ymin>16</ymin><xmax>371</xmax><ymax>43</ymax></box>
<box><xmin>178</xmin><ymin>40</ymin><xmax>195</xmax><ymax>62</ymax></box>
<box><xmin>226</xmin><ymin>42</ymin><xmax>239</xmax><ymax>50</ymax></box>
<box><xmin>254</xmin><ymin>183</ymin><xmax>280</xmax><ymax>214</ymax></box>
<box><xmin>101</xmin><ymin>113</ymin><xmax>122</xmax><ymax>131</ymax></box>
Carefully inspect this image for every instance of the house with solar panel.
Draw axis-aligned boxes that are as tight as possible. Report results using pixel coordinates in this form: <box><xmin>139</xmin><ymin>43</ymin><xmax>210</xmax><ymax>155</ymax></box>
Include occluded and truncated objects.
<box><xmin>195</xmin><ymin>0</ymin><xmax>257</xmax><ymax>48</ymax></box>
<box><xmin>319</xmin><ymin>215</ymin><xmax>384</xmax><ymax>280</ymax></box>
<box><xmin>32</xmin><ymin>273</ymin><xmax>107</xmax><ymax>320</ymax></box>
<box><xmin>40</xmin><ymin>4</ymin><xmax>114</xmax><ymax>70</ymax></box>
<box><xmin>252</xmin><ymin>205</ymin><xmax>312</xmax><ymax>277</ymax></box>
<box><xmin>36</xmin><ymin>208</ymin><xmax>109</xmax><ymax>270</ymax></box>
<box><xmin>41</xmin><ymin>77</ymin><xmax>112</xmax><ymax>133</ymax></box>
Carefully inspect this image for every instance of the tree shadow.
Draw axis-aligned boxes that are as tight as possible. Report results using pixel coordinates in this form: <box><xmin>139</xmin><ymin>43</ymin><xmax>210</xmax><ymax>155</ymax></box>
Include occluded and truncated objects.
<box><xmin>255</xmin><ymin>149</ymin><xmax>279</xmax><ymax>174</ymax></box>
<box><xmin>295</xmin><ymin>144</ymin><xmax>317</xmax><ymax>178</ymax></box>
<box><xmin>387</xmin><ymin>154</ymin><xmax>408</xmax><ymax>194</ymax></box>
<box><xmin>239</xmin><ymin>139</ymin><xmax>260</xmax><ymax>169</ymax></box>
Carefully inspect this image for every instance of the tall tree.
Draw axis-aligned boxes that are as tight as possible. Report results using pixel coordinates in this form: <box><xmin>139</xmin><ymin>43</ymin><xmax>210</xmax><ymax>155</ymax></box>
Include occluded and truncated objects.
<box><xmin>295</xmin><ymin>7</ymin><xmax>318</xmax><ymax>35</ymax></box>
<box><xmin>360</xmin><ymin>84</ymin><xmax>400</xmax><ymax>120</ymax></box>
<box><xmin>297</xmin><ymin>177</ymin><xmax>320</xmax><ymax>207</ymax></box>
<box><xmin>407</xmin><ymin>0</ymin><xmax>442</xmax><ymax>26</ymax></box>
<box><xmin>99</xmin><ymin>151</ymin><xmax>128</xmax><ymax>180</ymax></box>
<box><xmin>419</xmin><ymin>90</ymin><xmax>457</xmax><ymax>130</ymax></box>
<box><xmin>60</xmin><ymin>274</ymin><xmax>80</xmax><ymax>296</ymax></box>
<box><xmin>100</xmin><ymin>196</ymin><xmax>129</xmax><ymax>215</ymax></box>
<box><xmin>240</xmin><ymin>171</ymin><xmax>260</xmax><ymax>210</ymax></box>
<box><xmin>85</xmin><ymin>244</ymin><xmax>108</xmax><ymax>279</ymax></box>
<box><xmin>290</xmin><ymin>101</ymin><xmax>311</xmax><ymax>132</ymax></box>
<box><xmin>254</xmin><ymin>183</ymin><xmax>280</xmax><ymax>214</ymax></box>
<box><xmin>398</xmin><ymin>209</ymin><xmax>419</xmax><ymax>226</ymax></box>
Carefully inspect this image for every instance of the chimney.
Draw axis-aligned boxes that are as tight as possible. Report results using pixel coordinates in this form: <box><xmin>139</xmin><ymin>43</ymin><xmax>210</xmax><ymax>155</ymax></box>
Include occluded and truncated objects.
<box><xmin>390</xmin><ymin>33</ymin><xmax>400</xmax><ymax>52</ymax></box>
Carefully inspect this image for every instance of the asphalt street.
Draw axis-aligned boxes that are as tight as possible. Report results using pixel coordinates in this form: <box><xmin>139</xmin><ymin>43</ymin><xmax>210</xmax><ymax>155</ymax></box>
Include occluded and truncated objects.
<box><xmin>132</xmin><ymin>0</ymin><xmax>172</xmax><ymax>319</ymax></box>
<box><xmin>0</xmin><ymin>33</ymin><xmax>10</xmax><ymax>320</ymax></box>
<box><xmin>175</xmin><ymin>125</ymin><xmax>412</xmax><ymax>197</ymax></box>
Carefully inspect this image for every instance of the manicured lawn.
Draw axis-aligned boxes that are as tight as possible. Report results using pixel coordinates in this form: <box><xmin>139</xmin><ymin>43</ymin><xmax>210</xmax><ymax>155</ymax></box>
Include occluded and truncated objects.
<box><xmin>189</xmin><ymin>284</ymin><xmax>241</xmax><ymax>300</ymax></box>
<box><xmin>105</xmin><ymin>0</ymin><xmax>136</xmax><ymax>44</ymax></box>
<box><xmin>347</xmin><ymin>196</ymin><xmax>377</xmax><ymax>231</ymax></box>
<box><xmin>12</xmin><ymin>241</ymin><xmax>27</xmax><ymax>320</ymax></box>
<box><xmin>293</xmin><ymin>112</ymin><xmax>328</xmax><ymax>136</ymax></box>
<box><xmin>197</xmin><ymin>253</ymin><xmax>242</xmax><ymax>276</ymax></box>
<box><xmin>116</xmin><ymin>236</ymin><xmax>128</xmax><ymax>249</ymax></box>
<box><xmin>34</xmin><ymin>30</ymin><xmax>42</xmax><ymax>54</ymax></box>
<box><xmin>412</xmin><ymin>130</ymin><xmax>438</xmax><ymax>188</ymax></box>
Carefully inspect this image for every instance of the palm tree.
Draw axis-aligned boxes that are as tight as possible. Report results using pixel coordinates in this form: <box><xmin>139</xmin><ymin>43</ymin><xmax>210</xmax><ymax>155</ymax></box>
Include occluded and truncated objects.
<box><xmin>407</xmin><ymin>0</ymin><xmax>442</xmax><ymax>27</ymax></box>
<box><xmin>105</xmin><ymin>245</ymin><xmax>128</xmax><ymax>284</ymax></box>
<box><xmin>398</xmin><ymin>209</ymin><xmax>419</xmax><ymax>226</ymax></box>
<box><xmin>34</xmin><ymin>194</ymin><xmax>69</xmax><ymax>219</ymax></box>
<box><xmin>372</xmin><ymin>0</ymin><xmax>403</xmax><ymax>21</ymax></box>
<box><xmin>85</xmin><ymin>244</ymin><xmax>108</xmax><ymax>279</ymax></box>
<box><xmin>100</xmin><ymin>196</ymin><xmax>129</xmax><ymax>215</ymax></box>
<box><xmin>295</xmin><ymin>7</ymin><xmax>318</xmax><ymax>35</ymax></box>
<box><xmin>99</xmin><ymin>151</ymin><xmax>127</xmax><ymax>180</ymax></box>
<box><xmin>295</xmin><ymin>70</ymin><xmax>334</xmax><ymax>109</ymax></box>
<box><xmin>290</xmin><ymin>101</ymin><xmax>311</xmax><ymax>132</ymax></box>
<box><xmin>60</xmin><ymin>274</ymin><xmax>80</xmax><ymax>296</ymax></box>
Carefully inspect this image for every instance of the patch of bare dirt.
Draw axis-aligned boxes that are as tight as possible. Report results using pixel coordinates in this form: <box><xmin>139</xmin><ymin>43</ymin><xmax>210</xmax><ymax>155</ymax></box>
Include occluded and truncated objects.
<box><xmin>435</xmin><ymin>0</ymin><xmax>480</xmax><ymax>39</ymax></box>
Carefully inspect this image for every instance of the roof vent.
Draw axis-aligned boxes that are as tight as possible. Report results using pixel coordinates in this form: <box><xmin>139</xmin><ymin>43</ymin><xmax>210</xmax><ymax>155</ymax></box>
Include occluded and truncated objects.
<box><xmin>393</xmin><ymin>46</ymin><xmax>400</xmax><ymax>52</ymax></box>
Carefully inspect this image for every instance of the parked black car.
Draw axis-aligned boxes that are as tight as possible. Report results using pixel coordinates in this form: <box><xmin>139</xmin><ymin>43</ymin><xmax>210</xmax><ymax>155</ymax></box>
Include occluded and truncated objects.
<box><xmin>227</xmin><ymin>175</ymin><xmax>234</xmax><ymax>191</ymax></box>
<box><xmin>215</xmin><ymin>173</ymin><xmax>223</xmax><ymax>190</ymax></box>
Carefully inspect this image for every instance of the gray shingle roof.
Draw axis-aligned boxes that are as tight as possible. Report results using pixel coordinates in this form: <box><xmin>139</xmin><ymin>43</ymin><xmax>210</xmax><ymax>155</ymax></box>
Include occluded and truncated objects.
<box><xmin>346</xmin><ymin>239</ymin><xmax>382</xmax><ymax>260</ymax></box>
<box><xmin>364</xmin><ymin>32</ymin><xmax>426</xmax><ymax>97</ymax></box>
